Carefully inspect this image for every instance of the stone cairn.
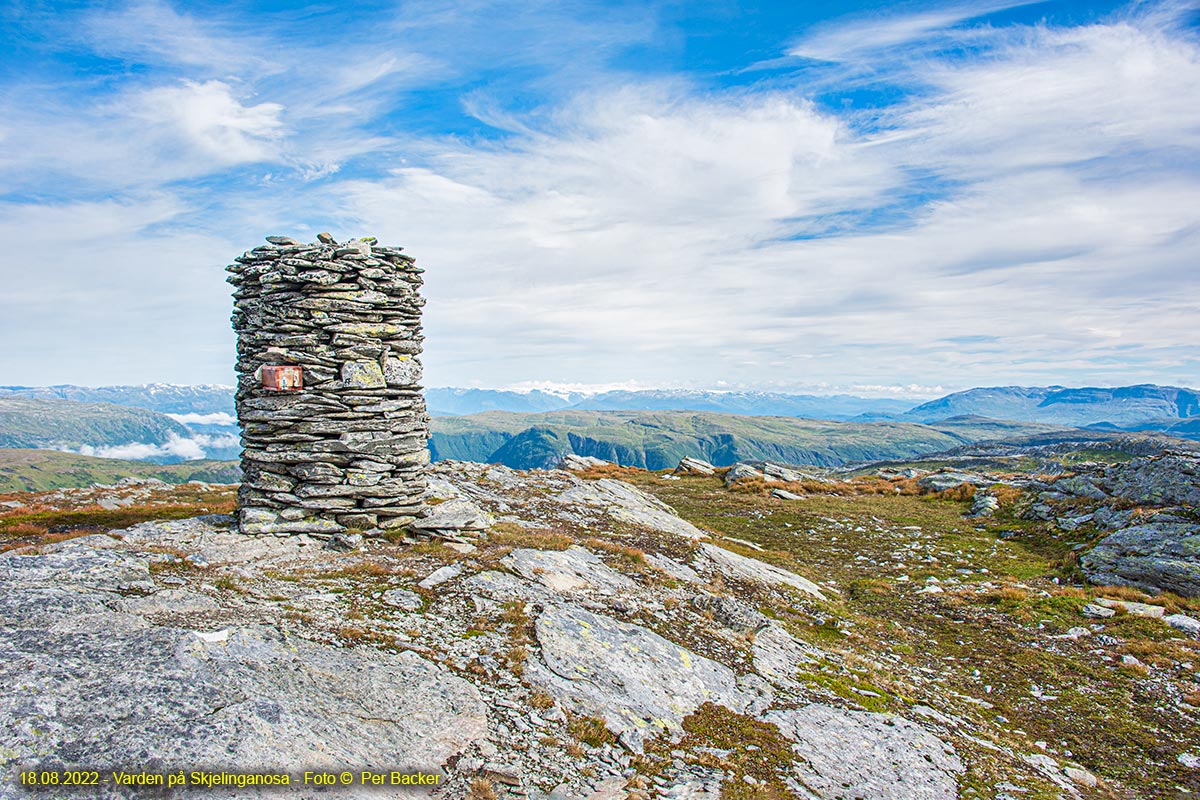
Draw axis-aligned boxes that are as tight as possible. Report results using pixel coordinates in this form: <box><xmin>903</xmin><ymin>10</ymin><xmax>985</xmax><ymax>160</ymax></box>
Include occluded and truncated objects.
<box><xmin>226</xmin><ymin>234</ymin><xmax>429</xmax><ymax>536</ymax></box>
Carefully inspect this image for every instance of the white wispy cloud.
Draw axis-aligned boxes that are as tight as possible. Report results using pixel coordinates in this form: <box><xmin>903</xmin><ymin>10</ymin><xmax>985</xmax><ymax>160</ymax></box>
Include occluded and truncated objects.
<box><xmin>1</xmin><ymin>1</ymin><xmax>1196</xmax><ymax>392</ymax></box>
<box><xmin>789</xmin><ymin>2</ymin><xmax>1033</xmax><ymax>61</ymax></box>
<box><xmin>165</xmin><ymin>412</ymin><xmax>237</xmax><ymax>426</ymax></box>
<box><xmin>131</xmin><ymin>80</ymin><xmax>285</xmax><ymax>164</ymax></box>
<box><xmin>344</xmin><ymin>6</ymin><xmax>1198</xmax><ymax>390</ymax></box>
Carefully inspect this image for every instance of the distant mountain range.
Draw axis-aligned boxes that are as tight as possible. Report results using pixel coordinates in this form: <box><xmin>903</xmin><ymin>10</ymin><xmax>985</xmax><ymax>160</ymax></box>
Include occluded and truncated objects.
<box><xmin>900</xmin><ymin>384</ymin><xmax>1200</xmax><ymax>427</ymax></box>
<box><xmin>0</xmin><ymin>383</ymin><xmax>234</xmax><ymax>416</ymax></box>
<box><xmin>429</xmin><ymin>410</ymin><xmax>1072</xmax><ymax>470</ymax></box>
<box><xmin>0</xmin><ymin>383</ymin><xmax>1196</xmax><ymax>468</ymax></box>
<box><xmin>427</xmin><ymin>388</ymin><xmax>916</xmax><ymax>418</ymax></box>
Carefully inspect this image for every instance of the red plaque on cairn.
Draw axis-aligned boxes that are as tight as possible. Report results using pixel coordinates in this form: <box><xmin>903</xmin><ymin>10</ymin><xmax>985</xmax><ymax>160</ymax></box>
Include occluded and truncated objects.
<box><xmin>261</xmin><ymin>365</ymin><xmax>303</xmax><ymax>391</ymax></box>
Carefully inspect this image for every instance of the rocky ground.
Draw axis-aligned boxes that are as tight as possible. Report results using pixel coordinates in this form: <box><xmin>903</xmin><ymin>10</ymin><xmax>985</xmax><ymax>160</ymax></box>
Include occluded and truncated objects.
<box><xmin>1</xmin><ymin>449</ymin><xmax>1198</xmax><ymax>799</ymax></box>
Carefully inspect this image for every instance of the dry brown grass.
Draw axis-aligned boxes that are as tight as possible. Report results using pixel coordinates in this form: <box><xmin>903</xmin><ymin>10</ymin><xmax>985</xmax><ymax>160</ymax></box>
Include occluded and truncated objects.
<box><xmin>981</xmin><ymin>586</ymin><xmax>1031</xmax><ymax>604</ymax></box>
<box><xmin>934</xmin><ymin>483</ymin><xmax>977</xmax><ymax>502</ymax></box>
<box><xmin>466</xmin><ymin>778</ymin><xmax>497</xmax><ymax>800</ymax></box>
<box><xmin>336</xmin><ymin>626</ymin><xmax>396</xmax><ymax>649</ymax></box>
<box><xmin>575</xmin><ymin>464</ymin><xmax>646</xmax><ymax>480</ymax></box>
<box><xmin>728</xmin><ymin>476</ymin><xmax>768</xmax><ymax>494</ymax></box>
<box><xmin>584</xmin><ymin>537</ymin><xmax>652</xmax><ymax>572</ymax></box>
<box><xmin>1120</xmin><ymin>640</ymin><xmax>1192</xmax><ymax>668</ymax></box>
<box><xmin>1093</xmin><ymin>585</ymin><xmax>1155</xmax><ymax>603</ymax></box>
<box><xmin>989</xmin><ymin>484</ymin><xmax>1025</xmax><ymax>506</ymax></box>
<box><xmin>567</xmin><ymin>713</ymin><xmax>615</xmax><ymax>746</ymax></box>
<box><xmin>487</xmin><ymin>523</ymin><xmax>572</xmax><ymax>551</ymax></box>
<box><xmin>529</xmin><ymin>690</ymin><xmax>555</xmax><ymax>709</ymax></box>
<box><xmin>844</xmin><ymin>476</ymin><xmax>897</xmax><ymax>495</ymax></box>
<box><xmin>504</xmin><ymin>645</ymin><xmax>527</xmax><ymax>677</ymax></box>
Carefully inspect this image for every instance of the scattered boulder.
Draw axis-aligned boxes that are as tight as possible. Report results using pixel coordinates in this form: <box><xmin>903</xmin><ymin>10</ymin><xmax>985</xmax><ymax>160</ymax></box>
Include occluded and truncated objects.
<box><xmin>1081</xmin><ymin>603</ymin><xmax>1116</xmax><ymax>619</ymax></box>
<box><xmin>410</xmin><ymin>497</ymin><xmax>494</xmax><ymax>536</ymax></box>
<box><xmin>761</xmin><ymin>462</ymin><xmax>825</xmax><ymax>483</ymax></box>
<box><xmin>1090</xmin><ymin>597</ymin><xmax>1165</xmax><ymax>619</ymax></box>
<box><xmin>418</xmin><ymin>564</ymin><xmax>463</xmax><ymax>589</ymax></box>
<box><xmin>380</xmin><ymin>588</ymin><xmax>423</xmax><ymax>611</ymax></box>
<box><xmin>724</xmin><ymin>463</ymin><xmax>765</xmax><ymax>484</ymax></box>
<box><xmin>967</xmin><ymin>492</ymin><xmax>999</xmax><ymax>517</ymax></box>
<box><xmin>918</xmin><ymin>471</ymin><xmax>987</xmax><ymax>493</ymax></box>
<box><xmin>770</xmin><ymin>488</ymin><xmax>804</xmax><ymax>501</ymax></box>
<box><xmin>1166</xmin><ymin>613</ymin><xmax>1200</xmax><ymax>638</ymax></box>
<box><xmin>723</xmin><ymin>461</ymin><xmax>825</xmax><ymax>485</ymax></box>
<box><xmin>323</xmin><ymin>532</ymin><xmax>363</xmax><ymax>552</ymax></box>
<box><xmin>675</xmin><ymin>456</ymin><xmax>716</xmax><ymax>476</ymax></box>
<box><xmin>558</xmin><ymin>454</ymin><xmax>612</xmax><ymax>471</ymax></box>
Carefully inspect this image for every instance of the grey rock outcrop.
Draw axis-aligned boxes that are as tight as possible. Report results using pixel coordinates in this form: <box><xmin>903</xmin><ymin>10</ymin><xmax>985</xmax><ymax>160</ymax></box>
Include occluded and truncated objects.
<box><xmin>765</xmin><ymin>704</ymin><xmax>964</xmax><ymax>799</ymax></box>
<box><xmin>1100</xmin><ymin>452</ymin><xmax>1200</xmax><ymax>507</ymax></box>
<box><xmin>504</xmin><ymin>546</ymin><xmax>636</xmax><ymax>594</ymax></box>
<box><xmin>227</xmin><ymin>235</ymin><xmax>430</xmax><ymax>536</ymax></box>
<box><xmin>0</xmin><ymin>544</ymin><xmax>486</xmax><ymax>796</ymax></box>
<box><xmin>531</xmin><ymin>604</ymin><xmax>764</xmax><ymax>752</ymax></box>
<box><xmin>752</xmin><ymin>624</ymin><xmax>822</xmax><ymax>687</ymax></box>
<box><xmin>555</xmin><ymin>478</ymin><xmax>708</xmax><ymax>540</ymax></box>
<box><xmin>696</xmin><ymin>542</ymin><xmax>826</xmax><ymax>600</ymax></box>
<box><xmin>1080</xmin><ymin>521</ymin><xmax>1200</xmax><ymax>597</ymax></box>
<box><xmin>918</xmin><ymin>470</ymin><xmax>987</xmax><ymax>492</ymax></box>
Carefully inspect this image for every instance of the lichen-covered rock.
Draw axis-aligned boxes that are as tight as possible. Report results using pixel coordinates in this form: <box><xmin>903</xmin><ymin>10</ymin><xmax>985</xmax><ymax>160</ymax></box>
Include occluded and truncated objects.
<box><xmin>1099</xmin><ymin>453</ymin><xmax>1200</xmax><ymax>507</ymax></box>
<box><xmin>555</xmin><ymin>478</ymin><xmax>708</xmax><ymax>540</ymax></box>
<box><xmin>695</xmin><ymin>543</ymin><xmax>826</xmax><ymax>600</ymax></box>
<box><xmin>531</xmin><ymin>604</ymin><xmax>762</xmax><ymax>752</ymax></box>
<box><xmin>1080</xmin><ymin>521</ymin><xmax>1200</xmax><ymax>597</ymax></box>
<box><xmin>503</xmin><ymin>546</ymin><xmax>635</xmax><ymax>594</ymax></box>
<box><xmin>1052</xmin><ymin>474</ymin><xmax>1109</xmax><ymax>500</ymax></box>
<box><xmin>764</xmin><ymin>704</ymin><xmax>964</xmax><ymax>800</ymax></box>
<box><xmin>0</xmin><ymin>546</ymin><xmax>486</xmax><ymax>798</ymax></box>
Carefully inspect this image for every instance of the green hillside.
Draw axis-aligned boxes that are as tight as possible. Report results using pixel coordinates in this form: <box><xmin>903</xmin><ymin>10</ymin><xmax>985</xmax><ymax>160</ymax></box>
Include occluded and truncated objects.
<box><xmin>0</xmin><ymin>397</ymin><xmax>191</xmax><ymax>450</ymax></box>
<box><xmin>0</xmin><ymin>449</ymin><xmax>240</xmax><ymax>493</ymax></box>
<box><xmin>428</xmin><ymin>410</ymin><xmax>1072</xmax><ymax>469</ymax></box>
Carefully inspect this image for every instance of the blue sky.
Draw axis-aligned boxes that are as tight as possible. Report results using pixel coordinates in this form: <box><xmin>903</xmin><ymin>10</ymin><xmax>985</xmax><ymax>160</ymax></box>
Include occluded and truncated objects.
<box><xmin>0</xmin><ymin>0</ymin><xmax>1197</xmax><ymax>397</ymax></box>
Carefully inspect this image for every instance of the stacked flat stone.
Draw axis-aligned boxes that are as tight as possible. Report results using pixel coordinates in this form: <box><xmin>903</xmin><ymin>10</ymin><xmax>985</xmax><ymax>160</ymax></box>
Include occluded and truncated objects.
<box><xmin>226</xmin><ymin>234</ymin><xmax>429</xmax><ymax>536</ymax></box>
